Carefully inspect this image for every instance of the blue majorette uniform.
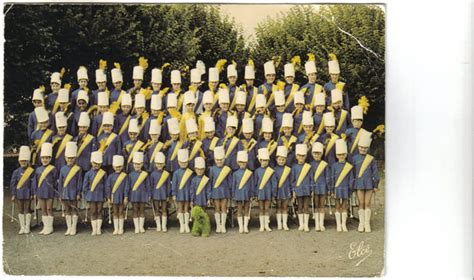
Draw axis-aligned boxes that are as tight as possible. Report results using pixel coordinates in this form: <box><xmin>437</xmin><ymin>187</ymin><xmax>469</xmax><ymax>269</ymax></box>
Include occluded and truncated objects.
<box><xmin>209</xmin><ymin>165</ymin><xmax>232</xmax><ymax>200</ymax></box>
<box><xmin>284</xmin><ymin>83</ymin><xmax>300</xmax><ymax>113</ymax></box>
<box><xmin>232</xmin><ymin>168</ymin><xmax>254</xmax><ymax>202</ymax></box>
<box><xmin>33</xmin><ymin>164</ymin><xmax>58</xmax><ymax>199</ymax></box>
<box><xmin>114</xmin><ymin>111</ymin><xmax>132</xmax><ymax>145</ymax></box>
<box><xmin>257</xmin><ymin>82</ymin><xmax>276</xmax><ymax>112</ymax></box>
<box><xmin>218</xmin><ymin>136</ymin><xmax>242</xmax><ymax>171</ymax></box>
<box><xmin>131</xmin><ymin>113</ymin><xmax>150</xmax><ymax>143</ymax></box>
<box><xmin>300</xmin><ymin>82</ymin><xmax>324</xmax><ymax>109</ymax></box>
<box><xmin>52</xmin><ymin>133</ymin><xmax>74</xmax><ymax>171</ymax></box>
<box><xmin>171</xmin><ymin>167</ymin><xmax>194</xmax><ymax>202</ymax></box>
<box><xmin>214</xmin><ymin>110</ymin><xmax>230</xmax><ymax>139</ymax></box>
<box><xmin>352</xmin><ymin>154</ymin><xmax>380</xmax><ymax>190</ymax></box>
<box><xmin>330</xmin><ymin>161</ymin><xmax>354</xmax><ymax>199</ymax></box>
<box><xmin>324</xmin><ymin>81</ymin><xmax>350</xmax><ymax>110</ymax></box>
<box><xmin>291</xmin><ymin>162</ymin><xmax>313</xmax><ymax>197</ymax></box>
<box><xmin>74</xmin><ymin>133</ymin><xmax>97</xmax><ymax>171</ymax></box>
<box><xmin>254</xmin><ymin>166</ymin><xmax>277</xmax><ymax>201</ymax></box>
<box><xmin>318</xmin><ymin>133</ymin><xmax>339</xmax><ymax>166</ymax></box>
<box><xmin>58</xmin><ymin>164</ymin><xmax>83</xmax><ymax>200</ymax></box>
<box><xmin>277</xmin><ymin>135</ymin><xmax>297</xmax><ymax>166</ymax></box>
<box><xmin>182</xmin><ymin>139</ymin><xmax>205</xmax><ymax>171</ymax></box>
<box><xmin>345</xmin><ymin>127</ymin><xmax>363</xmax><ymax>162</ymax></box>
<box><xmin>239</xmin><ymin>138</ymin><xmax>258</xmax><ymax>171</ymax></box>
<box><xmin>313</xmin><ymin>112</ymin><xmax>325</xmax><ymax>135</ymax></box>
<box><xmin>144</xmin><ymin>141</ymin><xmax>164</xmax><ymax>173</ymax></box>
<box><xmin>97</xmin><ymin>132</ymin><xmax>121</xmax><ymax>168</ymax></box>
<box><xmin>30</xmin><ymin>128</ymin><xmax>53</xmax><ymax>166</ymax></box>
<box><xmin>163</xmin><ymin>139</ymin><xmax>182</xmax><ymax>173</ymax></box>
<box><xmin>150</xmin><ymin>169</ymin><xmax>171</xmax><ymax>201</ymax></box>
<box><xmin>310</xmin><ymin>160</ymin><xmax>330</xmax><ymax>195</ymax></box>
<box><xmin>274</xmin><ymin>165</ymin><xmax>292</xmax><ymax>200</ymax></box>
<box><xmin>11</xmin><ymin>166</ymin><xmax>35</xmax><ymax>200</ymax></box>
<box><xmin>202</xmin><ymin>136</ymin><xmax>219</xmax><ymax>169</ymax></box>
<box><xmin>82</xmin><ymin>168</ymin><xmax>108</xmax><ymax>202</ymax></box>
<box><xmin>334</xmin><ymin>109</ymin><xmax>351</xmax><ymax>136</ymax></box>
<box><xmin>105</xmin><ymin>171</ymin><xmax>128</xmax><ymax>204</ymax></box>
<box><xmin>122</xmin><ymin>139</ymin><xmax>145</xmax><ymax>172</ymax></box>
<box><xmin>190</xmin><ymin>174</ymin><xmax>211</xmax><ymax>207</ymax></box>
<box><xmin>257</xmin><ymin>140</ymin><xmax>277</xmax><ymax>167</ymax></box>
<box><xmin>126</xmin><ymin>170</ymin><xmax>151</xmax><ymax>203</ymax></box>
<box><xmin>241</xmin><ymin>84</ymin><xmax>258</xmax><ymax>114</ymax></box>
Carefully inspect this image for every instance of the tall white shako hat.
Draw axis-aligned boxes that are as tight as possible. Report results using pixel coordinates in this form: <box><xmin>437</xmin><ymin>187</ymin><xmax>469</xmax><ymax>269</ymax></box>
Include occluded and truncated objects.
<box><xmin>132</xmin><ymin>66</ymin><xmax>144</xmax><ymax>80</ymax></box>
<box><xmin>358</xmin><ymin>130</ymin><xmax>373</xmax><ymax>148</ymax></box>
<box><xmin>227</xmin><ymin>64</ymin><xmax>238</xmax><ymax>78</ymax></box>
<box><xmin>294</xmin><ymin>91</ymin><xmax>304</xmax><ymax>105</ymax></box>
<box><xmin>323</xmin><ymin>112</ymin><xmax>335</xmax><ymax>127</ymax></box>
<box><xmin>65</xmin><ymin>142</ymin><xmax>78</xmax><ymax>158</ymax></box>
<box><xmin>18</xmin><ymin>146</ymin><xmax>31</xmax><ymax>161</ymax></box>
<box><xmin>282</xmin><ymin>113</ymin><xmax>293</xmax><ymax>128</ymax></box>
<box><xmin>78</xmin><ymin>112</ymin><xmax>90</xmax><ymax>127</ymax></box>
<box><xmin>245</xmin><ymin>64</ymin><xmax>255</xmax><ymax>80</ymax></box>
<box><xmin>150</xmin><ymin>94</ymin><xmax>162</xmax><ymax>111</ymax></box>
<box><xmin>35</xmin><ymin>107</ymin><xmax>49</xmax><ymax>123</ymax></box>
<box><xmin>102</xmin><ymin>111</ymin><xmax>114</xmax><ymax>126</ymax></box>
<box><xmin>226</xmin><ymin>115</ymin><xmax>238</xmax><ymax>128</ymax></box>
<box><xmin>111</xmin><ymin>67</ymin><xmax>123</xmax><ymax>83</ymax></box>
<box><xmin>170</xmin><ymin>70</ymin><xmax>181</xmax><ymax>84</ymax></box>
<box><xmin>218</xmin><ymin>88</ymin><xmax>230</xmax><ymax>104</ymax></box>
<box><xmin>121</xmin><ymin>93</ymin><xmax>132</xmax><ymax>106</ymax></box>
<box><xmin>77</xmin><ymin>66</ymin><xmax>89</xmax><ymax>81</ymax></box>
<box><xmin>77</xmin><ymin>90</ymin><xmax>89</xmax><ymax>105</ymax></box>
<box><xmin>128</xmin><ymin>118</ymin><xmax>139</xmax><ymax>133</ymax></box>
<box><xmin>58</xmin><ymin>88</ymin><xmax>69</xmax><ymax>103</ymax></box>
<box><xmin>214</xmin><ymin>146</ymin><xmax>225</xmax><ymax>160</ymax></box>
<box><xmin>312</xmin><ymin>142</ymin><xmax>324</xmax><ymax>153</ymax></box>
<box><xmin>202</xmin><ymin>91</ymin><xmax>213</xmax><ymax>105</ymax></box>
<box><xmin>135</xmin><ymin>93</ymin><xmax>146</xmax><ymax>108</ymax></box>
<box><xmin>237</xmin><ymin>150</ymin><xmax>248</xmax><ymax>162</ymax></box>
<box><xmin>154</xmin><ymin>152</ymin><xmax>165</xmax><ymax>164</ymax></box>
<box><xmin>91</xmin><ymin>151</ymin><xmax>103</xmax><ymax>164</ymax></box>
<box><xmin>328</xmin><ymin>54</ymin><xmax>341</xmax><ymax>74</ymax></box>
<box><xmin>151</xmin><ymin>68</ymin><xmax>162</xmax><ymax>84</ymax></box>
<box><xmin>295</xmin><ymin>143</ymin><xmax>307</xmax><ymax>155</ymax></box>
<box><xmin>40</xmin><ymin>142</ymin><xmax>53</xmax><ymax>157</ymax></box>
<box><xmin>195</xmin><ymin>157</ymin><xmax>205</xmax><ymax>169</ymax></box>
<box><xmin>190</xmin><ymin>68</ymin><xmax>201</xmax><ymax>83</ymax></box>
<box><xmin>148</xmin><ymin>120</ymin><xmax>161</xmax><ymax>135</ymax></box>
<box><xmin>167</xmin><ymin>93</ymin><xmax>178</xmax><ymax>108</ymax></box>
<box><xmin>256</xmin><ymin>94</ymin><xmax>266</xmax><ymax>108</ymax></box>
<box><xmin>264</xmin><ymin>61</ymin><xmax>276</xmax><ymax>76</ymax></box>
<box><xmin>284</xmin><ymin>63</ymin><xmax>295</xmax><ymax>77</ymax></box>
<box><xmin>204</xmin><ymin>117</ymin><xmax>215</xmax><ymax>132</ymax></box>
<box><xmin>208</xmin><ymin>67</ymin><xmax>219</xmax><ymax>82</ymax></box>
<box><xmin>351</xmin><ymin>105</ymin><xmax>363</xmax><ymax>120</ymax></box>
<box><xmin>132</xmin><ymin>151</ymin><xmax>144</xmax><ymax>163</ymax></box>
<box><xmin>274</xmin><ymin>90</ymin><xmax>285</xmax><ymax>107</ymax></box>
<box><xmin>177</xmin><ymin>148</ymin><xmax>189</xmax><ymax>162</ymax></box>
<box><xmin>55</xmin><ymin>111</ymin><xmax>67</xmax><ymax>128</ymax></box>
<box><xmin>235</xmin><ymin>91</ymin><xmax>246</xmax><ymax>105</ymax></box>
<box><xmin>257</xmin><ymin>148</ymin><xmax>269</xmax><ymax>160</ymax></box>
<box><xmin>331</xmin><ymin>89</ymin><xmax>343</xmax><ymax>103</ymax></box>
<box><xmin>50</xmin><ymin>72</ymin><xmax>62</xmax><ymax>85</ymax></box>
<box><xmin>314</xmin><ymin>92</ymin><xmax>325</xmax><ymax>106</ymax></box>
<box><xmin>32</xmin><ymin>89</ymin><xmax>44</xmax><ymax>102</ymax></box>
<box><xmin>302</xmin><ymin>110</ymin><xmax>313</xmax><ymax>126</ymax></box>
<box><xmin>167</xmin><ymin>118</ymin><xmax>180</xmax><ymax>135</ymax></box>
<box><xmin>186</xmin><ymin>119</ymin><xmax>198</xmax><ymax>134</ymax></box>
<box><xmin>97</xmin><ymin>91</ymin><xmax>109</xmax><ymax>106</ymax></box>
<box><xmin>184</xmin><ymin>91</ymin><xmax>196</xmax><ymax>106</ymax></box>
<box><xmin>276</xmin><ymin>146</ymin><xmax>288</xmax><ymax>157</ymax></box>
<box><xmin>95</xmin><ymin>69</ymin><xmax>107</xmax><ymax>83</ymax></box>
<box><xmin>261</xmin><ymin>117</ymin><xmax>273</xmax><ymax>133</ymax></box>
<box><xmin>335</xmin><ymin>139</ymin><xmax>348</xmax><ymax>154</ymax></box>
<box><xmin>113</xmin><ymin>155</ymin><xmax>124</xmax><ymax>167</ymax></box>
<box><xmin>305</xmin><ymin>59</ymin><xmax>317</xmax><ymax>75</ymax></box>
<box><xmin>242</xmin><ymin>118</ymin><xmax>254</xmax><ymax>133</ymax></box>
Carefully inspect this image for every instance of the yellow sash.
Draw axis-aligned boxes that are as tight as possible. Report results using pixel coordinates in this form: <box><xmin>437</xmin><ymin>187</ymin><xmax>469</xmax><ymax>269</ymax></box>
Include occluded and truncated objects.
<box><xmin>189</xmin><ymin>140</ymin><xmax>202</xmax><ymax>160</ymax></box>
<box><xmin>278</xmin><ymin>166</ymin><xmax>291</xmax><ymax>189</ymax></box>
<box><xmin>119</xmin><ymin>115</ymin><xmax>131</xmax><ymax>135</ymax></box>
<box><xmin>170</xmin><ymin>141</ymin><xmax>183</xmax><ymax>161</ymax></box>
<box><xmin>325</xmin><ymin>134</ymin><xmax>339</xmax><ymax>157</ymax></box>
<box><xmin>313</xmin><ymin>161</ymin><xmax>328</xmax><ymax>183</ymax></box>
<box><xmin>137</xmin><ymin>113</ymin><xmax>150</xmax><ymax>134</ymax></box>
<box><xmin>127</xmin><ymin>140</ymin><xmax>144</xmax><ymax>164</ymax></box>
<box><xmin>310</xmin><ymin>133</ymin><xmax>320</xmax><ymax>144</ymax></box>
<box><xmin>336</xmin><ymin>82</ymin><xmax>345</xmax><ymax>91</ymax></box>
<box><xmin>155</xmin><ymin>171</ymin><xmax>170</xmax><ymax>190</ymax></box>
<box><xmin>358</xmin><ymin>155</ymin><xmax>374</xmax><ymax>178</ymax></box>
<box><xmin>268</xmin><ymin>140</ymin><xmax>277</xmax><ymax>156</ymax></box>
<box><xmin>149</xmin><ymin>142</ymin><xmax>164</xmax><ymax>163</ymax></box>
<box><xmin>77</xmin><ymin>134</ymin><xmax>94</xmax><ymax>157</ymax></box>
<box><xmin>17</xmin><ymin>167</ymin><xmax>34</xmax><ymax>189</ymax></box>
<box><xmin>55</xmin><ymin>134</ymin><xmax>73</xmax><ymax>160</ymax></box>
<box><xmin>52</xmin><ymin>95</ymin><xmax>60</xmax><ymax>114</ymax></box>
<box><xmin>158</xmin><ymin>88</ymin><xmax>169</xmax><ymax>100</ymax></box>
<box><xmin>316</xmin><ymin>115</ymin><xmax>325</xmax><ymax>134</ymax></box>
<box><xmin>258</xmin><ymin>167</ymin><xmax>274</xmax><ymax>190</ymax></box>
<box><xmin>209</xmin><ymin>137</ymin><xmax>219</xmax><ymax>151</ymax></box>
<box><xmin>132</xmin><ymin>171</ymin><xmax>148</xmax><ymax>191</ymax></box>
<box><xmin>196</xmin><ymin>175</ymin><xmax>210</xmax><ymax>195</ymax></box>
<box><xmin>179</xmin><ymin>169</ymin><xmax>193</xmax><ymax>190</ymax></box>
<box><xmin>177</xmin><ymin>92</ymin><xmax>184</xmax><ymax>110</ymax></box>
<box><xmin>112</xmin><ymin>172</ymin><xmax>127</xmax><ymax>193</ymax></box>
<box><xmin>214</xmin><ymin>166</ymin><xmax>231</xmax><ymax>189</ymax></box>
<box><xmin>247</xmin><ymin>87</ymin><xmax>257</xmax><ymax>112</ymax></box>
<box><xmin>335</xmin><ymin>163</ymin><xmax>353</xmax><ymax>188</ymax></box>
<box><xmin>296</xmin><ymin>163</ymin><xmax>311</xmax><ymax>187</ymax></box>
<box><xmin>64</xmin><ymin>165</ymin><xmax>81</xmax><ymax>188</ymax></box>
<box><xmin>225</xmin><ymin>137</ymin><xmax>239</xmax><ymax>159</ymax></box>
<box><xmin>36</xmin><ymin>129</ymin><xmax>53</xmax><ymax>151</ymax></box>
<box><xmin>229</xmin><ymin>87</ymin><xmax>238</xmax><ymax>110</ymax></box>
<box><xmin>309</xmin><ymin>84</ymin><xmax>324</xmax><ymax>108</ymax></box>
<box><xmin>239</xmin><ymin>170</ymin><xmax>253</xmax><ymax>190</ymax></box>
<box><xmin>109</xmin><ymin>90</ymin><xmax>125</xmax><ymax>114</ymax></box>
<box><xmin>90</xmin><ymin>169</ymin><xmax>106</xmax><ymax>192</ymax></box>
<box><xmin>350</xmin><ymin>129</ymin><xmax>362</xmax><ymax>153</ymax></box>
<box><xmin>282</xmin><ymin>136</ymin><xmax>297</xmax><ymax>149</ymax></box>
<box><xmin>336</xmin><ymin>110</ymin><xmax>348</xmax><ymax>132</ymax></box>
<box><xmin>285</xmin><ymin>84</ymin><xmax>299</xmax><ymax>108</ymax></box>
<box><xmin>99</xmin><ymin>133</ymin><xmax>117</xmax><ymax>153</ymax></box>
<box><xmin>38</xmin><ymin>165</ymin><xmax>55</xmax><ymax>188</ymax></box>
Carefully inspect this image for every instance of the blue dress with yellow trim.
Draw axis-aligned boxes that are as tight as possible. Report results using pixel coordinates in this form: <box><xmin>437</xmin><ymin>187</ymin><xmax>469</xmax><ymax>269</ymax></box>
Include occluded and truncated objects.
<box><xmin>33</xmin><ymin>165</ymin><xmax>58</xmax><ymax>199</ymax></box>
<box><xmin>97</xmin><ymin>132</ymin><xmax>121</xmax><ymax>167</ymax></box>
<box><xmin>274</xmin><ymin>165</ymin><xmax>292</xmax><ymax>200</ymax></box>
<box><xmin>73</xmin><ymin>133</ymin><xmax>98</xmax><ymax>171</ymax></box>
<box><xmin>58</xmin><ymin>165</ymin><xmax>83</xmax><ymax>200</ymax></box>
<box><xmin>171</xmin><ymin>167</ymin><xmax>194</xmax><ymax>202</ymax></box>
<box><xmin>82</xmin><ymin>168</ymin><xmax>108</xmax><ymax>202</ymax></box>
<box><xmin>10</xmin><ymin>167</ymin><xmax>34</xmax><ymax>200</ymax></box>
<box><xmin>105</xmin><ymin>172</ymin><xmax>129</xmax><ymax>204</ymax></box>
<box><xmin>310</xmin><ymin>160</ymin><xmax>330</xmax><ymax>195</ymax></box>
<box><xmin>150</xmin><ymin>169</ymin><xmax>171</xmax><ymax>201</ymax></box>
<box><xmin>254</xmin><ymin>166</ymin><xmax>277</xmax><ymax>201</ymax></box>
<box><xmin>231</xmin><ymin>169</ymin><xmax>255</xmax><ymax>201</ymax></box>
<box><xmin>208</xmin><ymin>166</ymin><xmax>232</xmax><ymax>199</ymax></box>
<box><xmin>352</xmin><ymin>154</ymin><xmax>380</xmax><ymax>190</ymax></box>
<box><xmin>218</xmin><ymin>136</ymin><xmax>242</xmax><ymax>171</ymax></box>
<box><xmin>238</xmin><ymin>138</ymin><xmax>258</xmax><ymax>171</ymax></box>
<box><xmin>291</xmin><ymin>163</ymin><xmax>313</xmax><ymax>197</ymax></box>
<box><xmin>190</xmin><ymin>175</ymin><xmax>210</xmax><ymax>207</ymax></box>
<box><xmin>127</xmin><ymin>170</ymin><xmax>151</xmax><ymax>203</ymax></box>
<box><xmin>330</xmin><ymin>162</ymin><xmax>354</xmax><ymax>199</ymax></box>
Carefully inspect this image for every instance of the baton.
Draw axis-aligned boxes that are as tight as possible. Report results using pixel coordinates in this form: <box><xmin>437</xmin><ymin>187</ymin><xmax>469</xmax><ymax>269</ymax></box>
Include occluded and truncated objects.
<box><xmin>373</xmin><ymin>191</ymin><xmax>377</xmax><ymax>215</ymax></box>
<box><xmin>11</xmin><ymin>202</ymin><xmax>15</xmax><ymax>222</ymax></box>
<box><xmin>125</xmin><ymin>203</ymin><xmax>129</xmax><ymax>220</ymax></box>
<box><xmin>33</xmin><ymin>197</ymin><xmax>37</xmax><ymax>220</ymax></box>
<box><xmin>84</xmin><ymin>203</ymin><xmax>88</xmax><ymax>222</ymax></box>
<box><xmin>108</xmin><ymin>202</ymin><xmax>112</xmax><ymax>224</ymax></box>
<box><xmin>328</xmin><ymin>195</ymin><xmax>332</xmax><ymax>215</ymax></box>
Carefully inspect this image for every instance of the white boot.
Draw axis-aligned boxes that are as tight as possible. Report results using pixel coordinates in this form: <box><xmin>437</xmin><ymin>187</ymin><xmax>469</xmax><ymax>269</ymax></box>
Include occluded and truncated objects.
<box><xmin>276</xmin><ymin>213</ymin><xmax>282</xmax><ymax>230</ymax></box>
<box><xmin>44</xmin><ymin>216</ymin><xmax>54</xmax><ymax>235</ymax></box>
<box><xmin>18</xmin><ymin>214</ymin><xmax>25</xmax><ymax>234</ymax></box>
<box><xmin>214</xmin><ymin>213</ymin><xmax>221</xmax><ymax>233</ymax></box>
<box><xmin>297</xmin><ymin>214</ymin><xmax>304</xmax><ymax>231</ymax></box>
<box><xmin>364</xmin><ymin>208</ymin><xmax>372</xmax><ymax>233</ymax></box>
<box><xmin>282</xmin><ymin>214</ymin><xmax>289</xmax><ymax>231</ymax></box>
<box><xmin>133</xmin><ymin>217</ymin><xmax>139</xmax><ymax>234</ymax></box>
<box><xmin>303</xmin><ymin>214</ymin><xmax>310</xmax><ymax>232</ymax></box>
<box><xmin>237</xmin><ymin>216</ymin><xmax>244</xmax><ymax>233</ymax></box>
<box><xmin>178</xmin><ymin>213</ymin><xmax>185</xmax><ymax>233</ymax></box>
<box><xmin>113</xmin><ymin>218</ymin><xmax>119</xmax><ymax>235</ymax></box>
<box><xmin>71</xmin><ymin>215</ymin><xmax>78</xmax><ymax>235</ymax></box>
<box><xmin>65</xmin><ymin>215</ymin><xmax>72</xmax><ymax>236</ymax></box>
<box><xmin>24</xmin><ymin>213</ymin><xmax>32</xmax><ymax>234</ymax></box>
<box><xmin>358</xmin><ymin>209</ymin><xmax>365</xmax><ymax>232</ymax></box>
<box><xmin>341</xmin><ymin>212</ymin><xmax>348</xmax><ymax>232</ymax></box>
<box><xmin>39</xmin><ymin>216</ymin><xmax>47</xmax><ymax>235</ymax></box>
<box><xmin>243</xmin><ymin>216</ymin><xmax>250</xmax><ymax>233</ymax></box>
<box><xmin>221</xmin><ymin>213</ymin><xmax>227</xmax><ymax>233</ymax></box>
<box><xmin>97</xmin><ymin>219</ymin><xmax>103</xmax><ymax>235</ymax></box>
<box><xmin>184</xmin><ymin>213</ymin><xmax>190</xmax><ymax>233</ymax></box>
<box><xmin>259</xmin><ymin>215</ymin><xmax>264</xmax><ymax>232</ymax></box>
<box><xmin>161</xmin><ymin>216</ymin><xmax>167</xmax><ymax>232</ymax></box>
<box><xmin>314</xmin><ymin>212</ymin><xmax>320</xmax><ymax>232</ymax></box>
<box><xmin>319</xmin><ymin>213</ymin><xmax>325</xmax><ymax>232</ymax></box>
<box><xmin>139</xmin><ymin>217</ymin><xmax>145</xmax><ymax>233</ymax></box>
<box><xmin>155</xmin><ymin>216</ymin><xmax>162</xmax><ymax>232</ymax></box>
<box><xmin>264</xmin><ymin>215</ymin><xmax>272</xmax><ymax>232</ymax></box>
<box><xmin>118</xmin><ymin>218</ymin><xmax>124</xmax><ymax>235</ymax></box>
<box><xmin>91</xmin><ymin>219</ymin><xmax>97</xmax><ymax>236</ymax></box>
<box><xmin>335</xmin><ymin>212</ymin><xmax>342</xmax><ymax>232</ymax></box>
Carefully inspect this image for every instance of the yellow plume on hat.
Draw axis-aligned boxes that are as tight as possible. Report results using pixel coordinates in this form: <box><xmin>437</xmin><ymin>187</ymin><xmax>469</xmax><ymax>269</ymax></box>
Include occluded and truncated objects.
<box><xmin>215</xmin><ymin>59</ymin><xmax>227</xmax><ymax>73</ymax></box>
<box><xmin>328</xmin><ymin>53</ymin><xmax>338</xmax><ymax>61</ymax></box>
<box><xmin>39</xmin><ymin>85</ymin><xmax>46</xmax><ymax>93</ymax></box>
<box><xmin>272</xmin><ymin>55</ymin><xmax>281</xmax><ymax>68</ymax></box>
<box><xmin>340</xmin><ymin>133</ymin><xmax>347</xmax><ymax>141</ymax></box>
<box><xmin>59</xmin><ymin>67</ymin><xmax>66</xmax><ymax>78</ymax></box>
<box><xmin>161</xmin><ymin>62</ymin><xmax>171</xmax><ymax>71</ymax></box>
<box><xmin>307</xmin><ymin>53</ymin><xmax>316</xmax><ymax>62</ymax></box>
<box><xmin>291</xmin><ymin>55</ymin><xmax>301</xmax><ymax>66</ymax></box>
<box><xmin>247</xmin><ymin>58</ymin><xmax>254</xmax><ymax>66</ymax></box>
<box><xmin>99</xmin><ymin>59</ymin><xmax>107</xmax><ymax>70</ymax></box>
<box><xmin>276</xmin><ymin>80</ymin><xmax>286</xmax><ymax>91</ymax></box>
<box><xmin>358</xmin><ymin>96</ymin><xmax>370</xmax><ymax>114</ymax></box>
<box><xmin>373</xmin><ymin>124</ymin><xmax>385</xmax><ymax>136</ymax></box>
<box><xmin>138</xmin><ymin>56</ymin><xmax>148</xmax><ymax>70</ymax></box>
<box><xmin>113</xmin><ymin>62</ymin><xmax>121</xmax><ymax>69</ymax></box>
<box><xmin>181</xmin><ymin>65</ymin><xmax>189</xmax><ymax>77</ymax></box>
<box><xmin>64</xmin><ymin>83</ymin><xmax>71</xmax><ymax>90</ymax></box>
